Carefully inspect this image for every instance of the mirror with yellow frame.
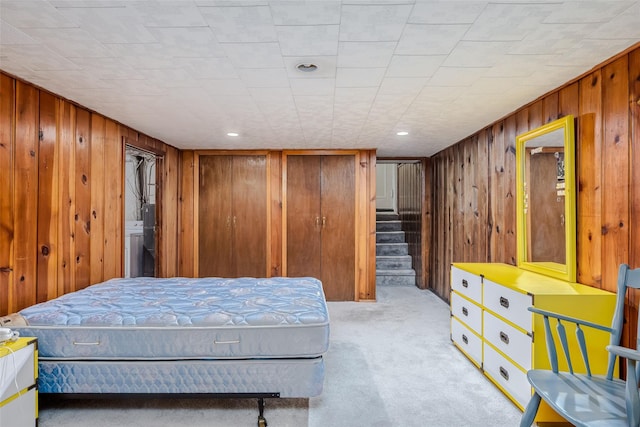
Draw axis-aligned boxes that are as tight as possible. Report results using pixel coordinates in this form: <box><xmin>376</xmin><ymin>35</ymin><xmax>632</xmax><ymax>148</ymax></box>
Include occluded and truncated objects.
<box><xmin>516</xmin><ymin>115</ymin><xmax>576</xmax><ymax>282</ymax></box>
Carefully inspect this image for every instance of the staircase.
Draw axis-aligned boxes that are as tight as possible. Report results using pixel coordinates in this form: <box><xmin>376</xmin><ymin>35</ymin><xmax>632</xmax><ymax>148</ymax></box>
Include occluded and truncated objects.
<box><xmin>376</xmin><ymin>211</ymin><xmax>416</xmax><ymax>286</ymax></box>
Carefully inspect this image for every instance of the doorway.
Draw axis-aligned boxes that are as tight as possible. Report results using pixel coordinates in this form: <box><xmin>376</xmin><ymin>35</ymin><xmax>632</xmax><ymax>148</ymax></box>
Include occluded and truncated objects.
<box><xmin>375</xmin><ymin>159</ymin><xmax>428</xmax><ymax>289</ymax></box>
<box><xmin>124</xmin><ymin>146</ymin><xmax>157</xmax><ymax>278</ymax></box>
<box><xmin>376</xmin><ymin>163</ymin><xmax>398</xmax><ymax>212</ymax></box>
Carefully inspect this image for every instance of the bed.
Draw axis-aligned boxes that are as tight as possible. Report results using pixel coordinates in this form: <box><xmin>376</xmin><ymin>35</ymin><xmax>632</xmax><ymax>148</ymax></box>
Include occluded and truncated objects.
<box><xmin>2</xmin><ymin>276</ymin><xmax>330</xmax><ymax>426</ymax></box>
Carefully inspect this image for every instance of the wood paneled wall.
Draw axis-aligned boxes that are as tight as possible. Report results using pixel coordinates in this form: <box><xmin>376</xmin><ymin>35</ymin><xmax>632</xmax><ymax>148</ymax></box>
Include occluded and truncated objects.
<box><xmin>0</xmin><ymin>72</ymin><xmax>180</xmax><ymax>316</ymax></box>
<box><xmin>429</xmin><ymin>45</ymin><xmax>640</xmax><ymax>315</ymax></box>
<box><xmin>397</xmin><ymin>160</ymin><xmax>431</xmax><ymax>289</ymax></box>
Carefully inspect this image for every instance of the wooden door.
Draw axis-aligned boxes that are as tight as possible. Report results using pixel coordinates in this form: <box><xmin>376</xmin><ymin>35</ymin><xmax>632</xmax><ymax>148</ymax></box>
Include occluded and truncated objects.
<box><xmin>321</xmin><ymin>155</ymin><xmax>355</xmax><ymax>300</ymax></box>
<box><xmin>286</xmin><ymin>154</ymin><xmax>356</xmax><ymax>300</ymax></box>
<box><xmin>286</xmin><ymin>156</ymin><xmax>322</xmax><ymax>279</ymax></box>
<box><xmin>231</xmin><ymin>155</ymin><xmax>267</xmax><ymax>277</ymax></box>
<box><xmin>198</xmin><ymin>155</ymin><xmax>233</xmax><ymax>277</ymax></box>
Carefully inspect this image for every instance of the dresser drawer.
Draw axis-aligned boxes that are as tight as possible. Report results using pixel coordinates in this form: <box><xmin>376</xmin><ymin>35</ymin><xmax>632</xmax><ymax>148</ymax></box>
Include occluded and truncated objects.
<box><xmin>483</xmin><ymin>310</ymin><xmax>532</xmax><ymax>369</ymax></box>
<box><xmin>0</xmin><ymin>343</ymin><xmax>36</xmax><ymax>402</ymax></box>
<box><xmin>483</xmin><ymin>343</ymin><xmax>531</xmax><ymax>409</ymax></box>
<box><xmin>451</xmin><ymin>266</ymin><xmax>482</xmax><ymax>302</ymax></box>
<box><xmin>483</xmin><ymin>279</ymin><xmax>532</xmax><ymax>332</ymax></box>
<box><xmin>0</xmin><ymin>387</ymin><xmax>36</xmax><ymax>427</ymax></box>
<box><xmin>451</xmin><ymin>317</ymin><xmax>482</xmax><ymax>367</ymax></box>
<box><xmin>451</xmin><ymin>291</ymin><xmax>482</xmax><ymax>335</ymax></box>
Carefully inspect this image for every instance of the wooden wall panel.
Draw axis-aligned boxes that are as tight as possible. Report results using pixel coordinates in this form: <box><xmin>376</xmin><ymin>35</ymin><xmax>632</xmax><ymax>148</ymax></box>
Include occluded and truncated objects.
<box><xmin>269</xmin><ymin>152</ymin><xmax>282</xmax><ymax>277</ymax></box>
<box><xmin>13</xmin><ymin>81</ymin><xmax>39</xmax><ymax>312</ymax></box>
<box><xmin>102</xmin><ymin>119</ymin><xmax>121</xmax><ymax>280</ymax></box>
<box><xmin>631</xmin><ymin>48</ymin><xmax>640</xmax><ymax>268</ymax></box>
<box><xmin>178</xmin><ymin>150</ymin><xmax>195</xmax><ymax>277</ymax></box>
<box><xmin>577</xmin><ymin>71</ymin><xmax>603</xmax><ymax>287</ymax></box>
<box><xmin>0</xmin><ymin>74</ymin><xmax>14</xmax><ymax>316</ymax></box>
<box><xmin>161</xmin><ymin>145</ymin><xmax>179</xmax><ymax>278</ymax></box>
<box><xmin>89</xmin><ymin>114</ymin><xmax>105</xmax><ymax>285</ymax></box>
<box><xmin>428</xmin><ymin>43</ymin><xmax>640</xmax><ymax>355</ymax></box>
<box><xmin>74</xmin><ymin>108</ymin><xmax>91</xmax><ymax>291</ymax></box>
<box><xmin>0</xmin><ymin>72</ymin><xmax>180</xmax><ymax>316</ymax></box>
<box><xmin>36</xmin><ymin>92</ymin><xmax>59</xmax><ymax>303</ymax></box>
<box><xmin>57</xmin><ymin>101</ymin><xmax>76</xmax><ymax>296</ymax></box>
<box><xmin>489</xmin><ymin>121</ymin><xmax>506</xmax><ymax>263</ymax></box>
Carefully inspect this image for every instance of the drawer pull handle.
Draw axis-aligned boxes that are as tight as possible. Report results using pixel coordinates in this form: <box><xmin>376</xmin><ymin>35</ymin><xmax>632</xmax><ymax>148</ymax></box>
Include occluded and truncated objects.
<box><xmin>462</xmin><ymin>279</ymin><xmax>468</xmax><ymax>288</ymax></box>
<box><xmin>499</xmin><ymin>296</ymin><xmax>510</xmax><ymax>309</ymax></box>
<box><xmin>462</xmin><ymin>334</ymin><xmax>468</xmax><ymax>344</ymax></box>
<box><xmin>500</xmin><ymin>331</ymin><xmax>510</xmax><ymax>344</ymax></box>
<box><xmin>462</xmin><ymin>307</ymin><xmax>468</xmax><ymax>316</ymax></box>
<box><xmin>499</xmin><ymin>366</ymin><xmax>509</xmax><ymax>381</ymax></box>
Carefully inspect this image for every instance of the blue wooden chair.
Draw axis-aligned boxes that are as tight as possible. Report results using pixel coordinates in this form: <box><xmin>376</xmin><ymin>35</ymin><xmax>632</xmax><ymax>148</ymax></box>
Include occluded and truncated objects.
<box><xmin>520</xmin><ymin>264</ymin><xmax>640</xmax><ymax>427</ymax></box>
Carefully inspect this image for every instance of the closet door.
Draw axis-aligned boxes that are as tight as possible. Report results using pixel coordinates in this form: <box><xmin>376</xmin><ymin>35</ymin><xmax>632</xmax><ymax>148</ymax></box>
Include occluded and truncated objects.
<box><xmin>286</xmin><ymin>156</ymin><xmax>322</xmax><ymax>279</ymax></box>
<box><xmin>286</xmin><ymin>154</ymin><xmax>356</xmax><ymax>300</ymax></box>
<box><xmin>232</xmin><ymin>155</ymin><xmax>267</xmax><ymax>277</ymax></box>
<box><xmin>198</xmin><ymin>155</ymin><xmax>233</xmax><ymax>277</ymax></box>
<box><xmin>321</xmin><ymin>155</ymin><xmax>355</xmax><ymax>301</ymax></box>
<box><xmin>198</xmin><ymin>154</ymin><xmax>267</xmax><ymax>278</ymax></box>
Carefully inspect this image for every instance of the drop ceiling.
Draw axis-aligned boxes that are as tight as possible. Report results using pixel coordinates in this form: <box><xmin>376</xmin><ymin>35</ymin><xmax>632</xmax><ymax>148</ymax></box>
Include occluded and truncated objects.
<box><xmin>1</xmin><ymin>1</ymin><xmax>638</xmax><ymax>157</ymax></box>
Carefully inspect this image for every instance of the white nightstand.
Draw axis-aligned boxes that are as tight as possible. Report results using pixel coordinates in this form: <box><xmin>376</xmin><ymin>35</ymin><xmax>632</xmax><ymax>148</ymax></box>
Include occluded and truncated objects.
<box><xmin>0</xmin><ymin>337</ymin><xmax>37</xmax><ymax>427</ymax></box>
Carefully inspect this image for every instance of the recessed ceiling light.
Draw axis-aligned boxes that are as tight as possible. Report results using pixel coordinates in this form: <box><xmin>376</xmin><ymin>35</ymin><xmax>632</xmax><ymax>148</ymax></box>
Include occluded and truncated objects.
<box><xmin>396</xmin><ymin>131</ymin><xmax>409</xmax><ymax>136</ymax></box>
<box><xmin>296</xmin><ymin>63</ymin><xmax>318</xmax><ymax>73</ymax></box>
<box><xmin>227</xmin><ymin>132</ymin><xmax>239</xmax><ymax>137</ymax></box>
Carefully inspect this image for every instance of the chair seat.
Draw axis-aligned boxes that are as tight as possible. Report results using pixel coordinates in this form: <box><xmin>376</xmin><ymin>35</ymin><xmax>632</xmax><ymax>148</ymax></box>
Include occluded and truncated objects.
<box><xmin>528</xmin><ymin>370</ymin><xmax>629</xmax><ymax>427</ymax></box>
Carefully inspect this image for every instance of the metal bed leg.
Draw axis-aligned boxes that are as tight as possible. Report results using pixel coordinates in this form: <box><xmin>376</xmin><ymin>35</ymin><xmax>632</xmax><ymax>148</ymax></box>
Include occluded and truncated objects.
<box><xmin>257</xmin><ymin>398</ymin><xmax>267</xmax><ymax>427</ymax></box>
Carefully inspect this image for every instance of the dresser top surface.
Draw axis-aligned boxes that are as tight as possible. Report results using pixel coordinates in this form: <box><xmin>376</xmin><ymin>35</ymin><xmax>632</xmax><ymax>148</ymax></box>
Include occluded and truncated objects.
<box><xmin>452</xmin><ymin>263</ymin><xmax>614</xmax><ymax>297</ymax></box>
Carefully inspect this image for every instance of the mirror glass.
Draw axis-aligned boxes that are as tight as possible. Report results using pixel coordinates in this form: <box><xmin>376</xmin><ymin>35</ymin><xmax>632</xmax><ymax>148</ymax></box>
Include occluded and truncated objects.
<box><xmin>516</xmin><ymin>115</ymin><xmax>576</xmax><ymax>282</ymax></box>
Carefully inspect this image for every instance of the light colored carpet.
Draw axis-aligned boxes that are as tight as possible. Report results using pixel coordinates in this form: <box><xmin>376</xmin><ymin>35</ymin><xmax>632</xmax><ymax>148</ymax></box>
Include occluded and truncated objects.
<box><xmin>38</xmin><ymin>285</ymin><xmax>522</xmax><ymax>427</ymax></box>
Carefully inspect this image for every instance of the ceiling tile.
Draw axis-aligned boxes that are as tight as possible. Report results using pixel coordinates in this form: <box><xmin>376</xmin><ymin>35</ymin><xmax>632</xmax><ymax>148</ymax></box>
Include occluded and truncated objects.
<box><xmin>1</xmin><ymin>44</ymin><xmax>81</xmax><ymax>71</ymax></box>
<box><xmin>55</xmin><ymin>5</ymin><xmax>157</xmax><ymax>43</ymax></box>
<box><xmin>238</xmin><ymin>68</ymin><xmax>289</xmax><ymax>88</ymax></box>
<box><xmin>444</xmin><ymin>41</ymin><xmax>515</xmax><ymax>68</ymax></box>
<box><xmin>339</xmin><ymin>4</ymin><xmax>413</xmax><ymax>42</ymax></box>
<box><xmin>386</xmin><ymin>55</ymin><xmax>445</xmax><ymax>78</ymax></box>
<box><xmin>276</xmin><ymin>25</ymin><xmax>339</xmax><ymax>56</ymax></box>
<box><xmin>336</xmin><ymin>67</ymin><xmax>386</xmax><ymax>88</ymax></box>
<box><xmin>409</xmin><ymin>2</ymin><xmax>486</xmax><ymax>24</ymax></box>
<box><xmin>396</xmin><ymin>24</ymin><xmax>469</xmax><ymax>55</ymax></box>
<box><xmin>182</xmin><ymin>57</ymin><xmax>238</xmax><ymax>80</ymax></box>
<box><xmin>428</xmin><ymin>67</ymin><xmax>488</xmax><ymax>87</ymax></box>
<box><xmin>269</xmin><ymin>2</ymin><xmax>340</xmax><ymax>25</ymax></box>
<box><xmin>543</xmin><ymin>1</ymin><xmax>634</xmax><ymax>24</ymax></box>
<box><xmin>290</xmin><ymin>78</ymin><xmax>335</xmax><ymax>96</ymax></box>
<box><xmin>222</xmin><ymin>42</ymin><xmax>283</xmax><ymax>68</ymax></box>
<box><xmin>587</xmin><ymin>3</ymin><xmax>640</xmax><ymax>39</ymax></box>
<box><xmin>199</xmin><ymin>5</ymin><xmax>277</xmax><ymax>42</ymax></box>
<box><xmin>145</xmin><ymin>27</ymin><xmax>226</xmax><ymax>58</ymax></box>
<box><xmin>105</xmin><ymin>43</ymin><xmax>178</xmax><ymax>69</ymax></box>
<box><xmin>0</xmin><ymin>0</ymin><xmax>77</xmax><ymax>29</ymax></box>
<box><xmin>0</xmin><ymin>21</ymin><xmax>37</xmax><ymax>45</ymax></box>
<box><xmin>21</xmin><ymin>28</ymin><xmax>111</xmax><ymax>58</ymax></box>
<box><xmin>464</xmin><ymin>3</ymin><xmax>556</xmax><ymax>42</ymax></box>
<box><xmin>136</xmin><ymin>3</ymin><xmax>207</xmax><ymax>27</ymax></box>
<box><xmin>338</xmin><ymin>42</ymin><xmax>396</xmax><ymax>68</ymax></box>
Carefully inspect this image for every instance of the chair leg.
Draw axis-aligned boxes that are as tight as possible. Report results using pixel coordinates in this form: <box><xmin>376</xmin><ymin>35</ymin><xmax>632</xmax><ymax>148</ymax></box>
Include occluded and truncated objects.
<box><xmin>520</xmin><ymin>392</ymin><xmax>542</xmax><ymax>427</ymax></box>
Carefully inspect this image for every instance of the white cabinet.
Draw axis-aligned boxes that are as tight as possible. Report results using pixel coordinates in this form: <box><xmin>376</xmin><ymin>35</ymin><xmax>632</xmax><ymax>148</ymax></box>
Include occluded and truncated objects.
<box><xmin>0</xmin><ymin>337</ymin><xmax>37</xmax><ymax>427</ymax></box>
<box><xmin>450</xmin><ymin>263</ymin><xmax>616</xmax><ymax>423</ymax></box>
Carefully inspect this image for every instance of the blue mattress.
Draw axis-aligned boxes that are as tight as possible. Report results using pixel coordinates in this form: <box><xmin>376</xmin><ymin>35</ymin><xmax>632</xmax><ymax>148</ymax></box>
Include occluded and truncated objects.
<box><xmin>15</xmin><ymin>277</ymin><xmax>330</xmax><ymax>360</ymax></box>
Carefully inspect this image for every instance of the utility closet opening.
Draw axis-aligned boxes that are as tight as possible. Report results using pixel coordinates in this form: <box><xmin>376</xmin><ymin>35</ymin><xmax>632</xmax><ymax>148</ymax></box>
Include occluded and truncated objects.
<box><xmin>124</xmin><ymin>146</ymin><xmax>157</xmax><ymax>278</ymax></box>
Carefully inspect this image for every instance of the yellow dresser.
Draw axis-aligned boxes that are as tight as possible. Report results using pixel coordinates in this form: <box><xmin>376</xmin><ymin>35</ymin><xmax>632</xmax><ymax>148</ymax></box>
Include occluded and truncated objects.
<box><xmin>0</xmin><ymin>337</ymin><xmax>38</xmax><ymax>427</ymax></box>
<box><xmin>451</xmin><ymin>263</ymin><xmax>616</xmax><ymax>423</ymax></box>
